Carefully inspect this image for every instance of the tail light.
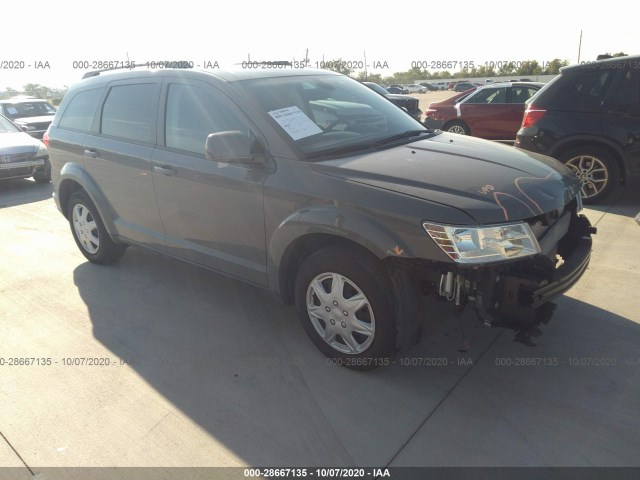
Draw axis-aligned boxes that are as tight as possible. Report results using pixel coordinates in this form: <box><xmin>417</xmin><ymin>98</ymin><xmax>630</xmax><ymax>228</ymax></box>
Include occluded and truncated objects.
<box><xmin>521</xmin><ymin>106</ymin><xmax>546</xmax><ymax>128</ymax></box>
<box><xmin>424</xmin><ymin>108</ymin><xmax>438</xmax><ymax>119</ymax></box>
<box><xmin>43</xmin><ymin>128</ymin><xmax>50</xmax><ymax>147</ymax></box>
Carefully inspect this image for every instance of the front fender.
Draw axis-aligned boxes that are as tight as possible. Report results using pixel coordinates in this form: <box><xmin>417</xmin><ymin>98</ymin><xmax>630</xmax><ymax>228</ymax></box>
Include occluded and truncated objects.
<box><xmin>267</xmin><ymin>205</ymin><xmax>417</xmax><ymax>297</ymax></box>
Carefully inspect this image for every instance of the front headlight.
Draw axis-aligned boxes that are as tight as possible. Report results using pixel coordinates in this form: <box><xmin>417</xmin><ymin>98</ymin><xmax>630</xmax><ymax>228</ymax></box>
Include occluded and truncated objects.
<box><xmin>423</xmin><ymin>221</ymin><xmax>541</xmax><ymax>264</ymax></box>
<box><xmin>36</xmin><ymin>142</ymin><xmax>48</xmax><ymax>158</ymax></box>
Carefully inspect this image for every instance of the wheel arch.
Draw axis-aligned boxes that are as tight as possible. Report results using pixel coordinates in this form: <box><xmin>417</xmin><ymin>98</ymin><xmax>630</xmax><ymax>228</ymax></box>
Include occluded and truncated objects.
<box><xmin>268</xmin><ymin>207</ymin><xmax>415</xmax><ymax>305</ymax></box>
<box><xmin>57</xmin><ymin>163</ymin><xmax>118</xmax><ymax>235</ymax></box>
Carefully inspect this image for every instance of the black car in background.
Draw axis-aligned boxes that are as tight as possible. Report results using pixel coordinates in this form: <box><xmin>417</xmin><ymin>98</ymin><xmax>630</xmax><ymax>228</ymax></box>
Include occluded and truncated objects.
<box><xmin>0</xmin><ymin>98</ymin><xmax>57</xmax><ymax>139</ymax></box>
<box><xmin>453</xmin><ymin>82</ymin><xmax>476</xmax><ymax>92</ymax></box>
<box><xmin>386</xmin><ymin>85</ymin><xmax>409</xmax><ymax>94</ymax></box>
<box><xmin>517</xmin><ymin>55</ymin><xmax>640</xmax><ymax>203</ymax></box>
<box><xmin>419</xmin><ymin>83</ymin><xmax>438</xmax><ymax>91</ymax></box>
<box><xmin>363</xmin><ymin>82</ymin><xmax>422</xmax><ymax>120</ymax></box>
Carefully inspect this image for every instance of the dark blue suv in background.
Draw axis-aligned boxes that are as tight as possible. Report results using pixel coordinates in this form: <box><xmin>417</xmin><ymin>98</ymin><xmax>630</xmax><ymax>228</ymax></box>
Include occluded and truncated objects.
<box><xmin>517</xmin><ymin>55</ymin><xmax>640</xmax><ymax>204</ymax></box>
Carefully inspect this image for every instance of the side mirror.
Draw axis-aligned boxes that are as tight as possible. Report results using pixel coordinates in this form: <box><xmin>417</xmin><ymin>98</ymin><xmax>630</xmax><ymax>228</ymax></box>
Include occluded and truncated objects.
<box><xmin>205</xmin><ymin>131</ymin><xmax>259</xmax><ymax>165</ymax></box>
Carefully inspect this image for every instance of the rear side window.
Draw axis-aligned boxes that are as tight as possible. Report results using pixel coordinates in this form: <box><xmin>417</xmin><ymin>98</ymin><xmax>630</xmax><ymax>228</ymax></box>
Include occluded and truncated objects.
<box><xmin>466</xmin><ymin>88</ymin><xmax>505</xmax><ymax>104</ymax></box>
<box><xmin>58</xmin><ymin>89</ymin><xmax>102</xmax><ymax>132</ymax></box>
<box><xmin>101</xmin><ymin>84</ymin><xmax>156</xmax><ymax>143</ymax></box>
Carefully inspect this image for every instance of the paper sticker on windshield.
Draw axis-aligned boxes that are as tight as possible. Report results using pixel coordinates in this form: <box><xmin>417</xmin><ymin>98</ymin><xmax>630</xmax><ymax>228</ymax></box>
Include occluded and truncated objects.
<box><xmin>268</xmin><ymin>106</ymin><xmax>322</xmax><ymax>140</ymax></box>
<box><xmin>6</xmin><ymin>107</ymin><xmax>18</xmax><ymax>115</ymax></box>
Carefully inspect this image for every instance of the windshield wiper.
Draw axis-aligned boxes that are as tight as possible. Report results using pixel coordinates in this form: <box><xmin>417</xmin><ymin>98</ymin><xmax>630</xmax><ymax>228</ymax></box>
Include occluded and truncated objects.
<box><xmin>375</xmin><ymin>129</ymin><xmax>434</xmax><ymax>146</ymax></box>
<box><xmin>306</xmin><ymin>143</ymin><xmax>375</xmax><ymax>159</ymax></box>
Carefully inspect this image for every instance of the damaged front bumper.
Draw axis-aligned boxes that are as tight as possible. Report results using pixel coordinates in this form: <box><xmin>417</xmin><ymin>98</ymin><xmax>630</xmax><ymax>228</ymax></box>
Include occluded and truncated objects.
<box><xmin>405</xmin><ymin>210</ymin><xmax>596</xmax><ymax>346</ymax></box>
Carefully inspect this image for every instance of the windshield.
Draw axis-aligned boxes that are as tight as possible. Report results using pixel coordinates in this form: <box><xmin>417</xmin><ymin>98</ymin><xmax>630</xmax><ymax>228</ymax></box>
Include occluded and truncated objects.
<box><xmin>2</xmin><ymin>101</ymin><xmax>56</xmax><ymax>119</ymax></box>
<box><xmin>0</xmin><ymin>115</ymin><xmax>21</xmax><ymax>133</ymax></box>
<box><xmin>235</xmin><ymin>74</ymin><xmax>429</xmax><ymax>158</ymax></box>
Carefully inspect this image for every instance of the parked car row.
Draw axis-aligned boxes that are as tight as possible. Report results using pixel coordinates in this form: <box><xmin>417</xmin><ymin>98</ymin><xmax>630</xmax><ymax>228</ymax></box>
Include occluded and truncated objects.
<box><xmin>363</xmin><ymin>82</ymin><xmax>422</xmax><ymax>120</ymax></box>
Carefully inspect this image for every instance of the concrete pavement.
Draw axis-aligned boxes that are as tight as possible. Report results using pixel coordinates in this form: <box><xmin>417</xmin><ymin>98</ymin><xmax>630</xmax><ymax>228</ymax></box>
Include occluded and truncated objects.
<box><xmin>0</xmin><ymin>178</ymin><xmax>639</xmax><ymax>476</ymax></box>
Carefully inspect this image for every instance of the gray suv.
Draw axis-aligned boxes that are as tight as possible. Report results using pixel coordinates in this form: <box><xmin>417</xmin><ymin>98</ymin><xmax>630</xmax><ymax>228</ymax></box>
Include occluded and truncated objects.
<box><xmin>48</xmin><ymin>67</ymin><xmax>595</xmax><ymax>369</ymax></box>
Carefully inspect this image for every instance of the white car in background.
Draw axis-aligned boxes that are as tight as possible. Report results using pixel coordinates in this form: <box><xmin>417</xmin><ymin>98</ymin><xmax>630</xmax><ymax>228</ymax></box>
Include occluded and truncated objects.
<box><xmin>404</xmin><ymin>84</ymin><xmax>427</xmax><ymax>93</ymax></box>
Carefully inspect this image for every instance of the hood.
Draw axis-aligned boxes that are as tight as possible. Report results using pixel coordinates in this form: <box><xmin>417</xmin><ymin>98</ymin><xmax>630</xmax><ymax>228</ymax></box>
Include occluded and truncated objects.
<box><xmin>385</xmin><ymin>94</ymin><xmax>418</xmax><ymax>101</ymax></box>
<box><xmin>0</xmin><ymin>132</ymin><xmax>43</xmax><ymax>154</ymax></box>
<box><xmin>13</xmin><ymin>114</ymin><xmax>55</xmax><ymax>124</ymax></box>
<box><xmin>311</xmin><ymin>133</ymin><xmax>579</xmax><ymax>224</ymax></box>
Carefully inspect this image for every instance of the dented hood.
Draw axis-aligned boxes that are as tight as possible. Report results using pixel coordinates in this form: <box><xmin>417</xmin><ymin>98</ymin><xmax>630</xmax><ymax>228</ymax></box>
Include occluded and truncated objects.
<box><xmin>312</xmin><ymin>133</ymin><xmax>580</xmax><ymax>224</ymax></box>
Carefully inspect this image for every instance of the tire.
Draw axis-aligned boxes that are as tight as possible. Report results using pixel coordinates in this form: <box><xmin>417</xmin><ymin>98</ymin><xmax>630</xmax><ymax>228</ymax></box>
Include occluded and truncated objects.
<box><xmin>67</xmin><ymin>190</ymin><xmax>126</xmax><ymax>264</ymax></box>
<box><xmin>444</xmin><ymin>121</ymin><xmax>470</xmax><ymax>135</ymax></box>
<box><xmin>559</xmin><ymin>147</ymin><xmax>620</xmax><ymax>204</ymax></box>
<box><xmin>33</xmin><ymin>163</ymin><xmax>51</xmax><ymax>183</ymax></box>
<box><xmin>294</xmin><ymin>246</ymin><xmax>396</xmax><ymax>370</ymax></box>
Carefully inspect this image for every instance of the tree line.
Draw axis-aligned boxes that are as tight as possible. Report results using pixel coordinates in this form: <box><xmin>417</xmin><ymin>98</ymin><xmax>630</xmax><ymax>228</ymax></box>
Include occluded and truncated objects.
<box><xmin>1</xmin><ymin>84</ymin><xmax>67</xmax><ymax>105</ymax></box>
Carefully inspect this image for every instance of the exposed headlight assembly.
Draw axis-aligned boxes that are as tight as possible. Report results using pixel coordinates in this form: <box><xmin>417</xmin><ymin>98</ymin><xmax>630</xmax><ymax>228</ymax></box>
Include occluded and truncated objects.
<box><xmin>423</xmin><ymin>221</ymin><xmax>541</xmax><ymax>264</ymax></box>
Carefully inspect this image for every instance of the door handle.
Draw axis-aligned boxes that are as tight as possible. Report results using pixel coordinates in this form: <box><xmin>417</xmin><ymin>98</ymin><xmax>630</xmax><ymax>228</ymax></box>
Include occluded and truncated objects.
<box><xmin>83</xmin><ymin>149</ymin><xmax>99</xmax><ymax>158</ymax></box>
<box><xmin>153</xmin><ymin>165</ymin><xmax>177</xmax><ymax>176</ymax></box>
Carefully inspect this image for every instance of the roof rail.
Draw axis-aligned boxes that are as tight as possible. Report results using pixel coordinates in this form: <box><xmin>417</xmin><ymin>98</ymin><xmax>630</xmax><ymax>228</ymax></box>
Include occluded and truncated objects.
<box><xmin>81</xmin><ymin>61</ymin><xmax>194</xmax><ymax>79</ymax></box>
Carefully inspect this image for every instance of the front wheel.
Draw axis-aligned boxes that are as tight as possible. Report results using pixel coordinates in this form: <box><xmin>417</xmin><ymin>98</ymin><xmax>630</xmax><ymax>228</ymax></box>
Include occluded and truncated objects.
<box><xmin>33</xmin><ymin>163</ymin><xmax>51</xmax><ymax>183</ymax></box>
<box><xmin>67</xmin><ymin>190</ymin><xmax>126</xmax><ymax>264</ymax></box>
<box><xmin>294</xmin><ymin>246</ymin><xmax>396</xmax><ymax>370</ymax></box>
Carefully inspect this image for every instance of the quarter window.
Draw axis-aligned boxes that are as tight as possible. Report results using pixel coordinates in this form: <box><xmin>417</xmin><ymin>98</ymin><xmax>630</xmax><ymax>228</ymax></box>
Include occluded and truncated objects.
<box><xmin>58</xmin><ymin>89</ymin><xmax>102</xmax><ymax>132</ymax></box>
<box><xmin>101</xmin><ymin>84</ymin><xmax>155</xmax><ymax>143</ymax></box>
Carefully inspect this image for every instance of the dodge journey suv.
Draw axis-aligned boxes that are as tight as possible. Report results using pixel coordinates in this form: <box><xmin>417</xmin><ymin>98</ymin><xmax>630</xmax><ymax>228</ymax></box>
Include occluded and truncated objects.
<box><xmin>48</xmin><ymin>66</ymin><xmax>595</xmax><ymax>369</ymax></box>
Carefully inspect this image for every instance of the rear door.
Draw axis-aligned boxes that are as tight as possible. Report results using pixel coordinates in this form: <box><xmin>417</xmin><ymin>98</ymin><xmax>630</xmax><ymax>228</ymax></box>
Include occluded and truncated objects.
<box><xmin>460</xmin><ymin>87</ymin><xmax>508</xmax><ymax>139</ymax></box>
<box><xmin>82</xmin><ymin>78</ymin><xmax>164</xmax><ymax>248</ymax></box>
<box><xmin>151</xmin><ymin>78</ymin><xmax>270</xmax><ymax>286</ymax></box>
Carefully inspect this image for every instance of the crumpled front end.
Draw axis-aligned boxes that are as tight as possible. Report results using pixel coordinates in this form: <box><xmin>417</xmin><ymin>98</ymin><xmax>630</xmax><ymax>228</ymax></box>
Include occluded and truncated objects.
<box><xmin>406</xmin><ymin>196</ymin><xmax>596</xmax><ymax>346</ymax></box>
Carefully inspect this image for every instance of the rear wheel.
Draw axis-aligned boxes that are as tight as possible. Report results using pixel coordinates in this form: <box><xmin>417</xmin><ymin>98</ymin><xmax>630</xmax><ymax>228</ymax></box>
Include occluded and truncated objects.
<box><xmin>67</xmin><ymin>190</ymin><xmax>126</xmax><ymax>264</ymax></box>
<box><xmin>445</xmin><ymin>121</ymin><xmax>470</xmax><ymax>135</ymax></box>
<box><xmin>559</xmin><ymin>147</ymin><xmax>620</xmax><ymax>204</ymax></box>
<box><xmin>294</xmin><ymin>246</ymin><xmax>396</xmax><ymax>370</ymax></box>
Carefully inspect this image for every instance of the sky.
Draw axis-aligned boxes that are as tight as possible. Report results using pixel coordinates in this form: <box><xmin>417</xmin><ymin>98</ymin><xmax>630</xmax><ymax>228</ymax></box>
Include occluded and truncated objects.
<box><xmin>1</xmin><ymin>0</ymin><xmax>637</xmax><ymax>90</ymax></box>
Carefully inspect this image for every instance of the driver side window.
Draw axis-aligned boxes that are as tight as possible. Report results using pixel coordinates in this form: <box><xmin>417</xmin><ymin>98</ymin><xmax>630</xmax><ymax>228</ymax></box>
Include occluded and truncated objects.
<box><xmin>165</xmin><ymin>83</ymin><xmax>251</xmax><ymax>156</ymax></box>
